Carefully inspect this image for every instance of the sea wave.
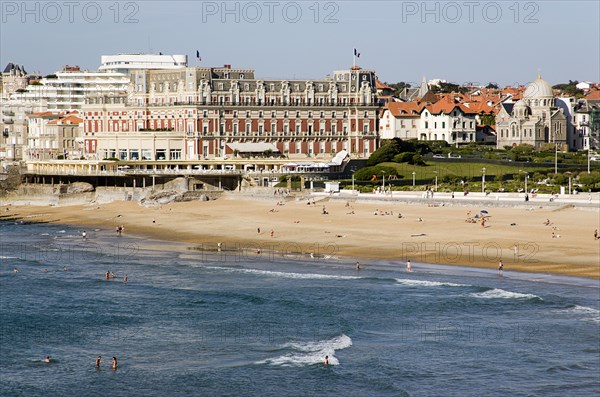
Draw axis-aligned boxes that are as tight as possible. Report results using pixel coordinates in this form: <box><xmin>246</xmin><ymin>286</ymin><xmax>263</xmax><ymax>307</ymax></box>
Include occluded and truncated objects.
<box><xmin>204</xmin><ymin>266</ymin><xmax>361</xmax><ymax>281</ymax></box>
<box><xmin>561</xmin><ymin>305</ymin><xmax>600</xmax><ymax>323</ymax></box>
<box><xmin>395</xmin><ymin>279</ymin><xmax>468</xmax><ymax>287</ymax></box>
<box><xmin>470</xmin><ymin>288</ymin><xmax>542</xmax><ymax>300</ymax></box>
<box><xmin>256</xmin><ymin>334</ymin><xmax>352</xmax><ymax>367</ymax></box>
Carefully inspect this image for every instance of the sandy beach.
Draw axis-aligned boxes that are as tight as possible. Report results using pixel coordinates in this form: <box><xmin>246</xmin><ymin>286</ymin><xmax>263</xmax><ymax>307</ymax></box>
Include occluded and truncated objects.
<box><xmin>2</xmin><ymin>194</ymin><xmax>599</xmax><ymax>279</ymax></box>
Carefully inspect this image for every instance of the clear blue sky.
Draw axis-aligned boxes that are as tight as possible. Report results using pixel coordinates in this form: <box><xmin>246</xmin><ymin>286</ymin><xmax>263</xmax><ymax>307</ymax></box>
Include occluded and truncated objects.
<box><xmin>1</xmin><ymin>0</ymin><xmax>598</xmax><ymax>87</ymax></box>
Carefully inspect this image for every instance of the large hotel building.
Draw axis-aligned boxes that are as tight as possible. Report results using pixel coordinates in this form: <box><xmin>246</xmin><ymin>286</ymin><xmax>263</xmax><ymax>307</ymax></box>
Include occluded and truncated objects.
<box><xmin>82</xmin><ymin>65</ymin><xmax>379</xmax><ymax>162</ymax></box>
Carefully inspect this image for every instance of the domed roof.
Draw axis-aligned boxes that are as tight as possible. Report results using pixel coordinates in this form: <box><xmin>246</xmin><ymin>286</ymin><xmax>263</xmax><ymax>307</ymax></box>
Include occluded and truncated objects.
<box><xmin>513</xmin><ymin>99</ymin><xmax>527</xmax><ymax>108</ymax></box>
<box><xmin>524</xmin><ymin>73</ymin><xmax>553</xmax><ymax>99</ymax></box>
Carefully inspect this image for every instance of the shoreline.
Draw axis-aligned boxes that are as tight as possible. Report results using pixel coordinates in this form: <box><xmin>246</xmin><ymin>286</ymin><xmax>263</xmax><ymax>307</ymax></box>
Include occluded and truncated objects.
<box><xmin>1</xmin><ymin>193</ymin><xmax>599</xmax><ymax>279</ymax></box>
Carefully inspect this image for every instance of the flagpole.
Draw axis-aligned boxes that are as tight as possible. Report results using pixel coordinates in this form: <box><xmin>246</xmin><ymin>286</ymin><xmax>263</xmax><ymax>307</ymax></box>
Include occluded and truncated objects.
<box><xmin>353</xmin><ymin>49</ymin><xmax>355</xmax><ymax>68</ymax></box>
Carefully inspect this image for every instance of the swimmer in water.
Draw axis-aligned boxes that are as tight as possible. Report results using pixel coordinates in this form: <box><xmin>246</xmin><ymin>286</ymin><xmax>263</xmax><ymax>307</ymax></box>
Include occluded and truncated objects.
<box><xmin>355</xmin><ymin>262</ymin><xmax>360</xmax><ymax>270</ymax></box>
<box><xmin>42</xmin><ymin>356</ymin><xmax>51</xmax><ymax>363</ymax></box>
<box><xmin>324</xmin><ymin>355</ymin><xmax>329</xmax><ymax>366</ymax></box>
<box><xmin>96</xmin><ymin>355</ymin><xmax>102</xmax><ymax>367</ymax></box>
<box><xmin>111</xmin><ymin>356</ymin><xmax>118</xmax><ymax>370</ymax></box>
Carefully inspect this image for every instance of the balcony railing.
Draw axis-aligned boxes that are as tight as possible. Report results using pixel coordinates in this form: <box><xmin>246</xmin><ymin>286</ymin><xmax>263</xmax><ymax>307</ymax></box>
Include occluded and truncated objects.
<box><xmin>138</xmin><ymin>101</ymin><xmax>382</xmax><ymax>108</ymax></box>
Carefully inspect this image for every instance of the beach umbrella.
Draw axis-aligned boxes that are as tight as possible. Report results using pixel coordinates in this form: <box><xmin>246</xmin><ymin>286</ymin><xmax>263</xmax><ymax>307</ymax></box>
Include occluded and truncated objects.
<box><xmin>480</xmin><ymin>210</ymin><xmax>489</xmax><ymax>214</ymax></box>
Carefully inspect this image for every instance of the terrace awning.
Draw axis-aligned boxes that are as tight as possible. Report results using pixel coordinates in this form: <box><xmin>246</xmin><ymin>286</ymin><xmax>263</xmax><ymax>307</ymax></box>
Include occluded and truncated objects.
<box><xmin>226</xmin><ymin>142</ymin><xmax>279</xmax><ymax>153</ymax></box>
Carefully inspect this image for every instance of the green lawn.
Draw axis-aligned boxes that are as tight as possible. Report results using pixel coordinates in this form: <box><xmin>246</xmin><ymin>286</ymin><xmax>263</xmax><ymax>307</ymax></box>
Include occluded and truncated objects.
<box><xmin>378</xmin><ymin>161</ymin><xmax>553</xmax><ymax>182</ymax></box>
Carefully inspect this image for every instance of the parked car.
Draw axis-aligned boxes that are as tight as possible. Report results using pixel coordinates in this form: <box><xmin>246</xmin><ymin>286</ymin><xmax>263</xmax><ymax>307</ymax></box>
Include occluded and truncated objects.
<box><xmin>432</xmin><ymin>154</ymin><xmax>445</xmax><ymax>159</ymax></box>
<box><xmin>591</xmin><ymin>156</ymin><xmax>600</xmax><ymax>161</ymax></box>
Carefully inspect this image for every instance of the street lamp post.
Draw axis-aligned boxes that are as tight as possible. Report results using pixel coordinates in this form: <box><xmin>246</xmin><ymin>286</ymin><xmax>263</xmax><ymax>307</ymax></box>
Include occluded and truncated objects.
<box><xmin>481</xmin><ymin>167</ymin><xmax>486</xmax><ymax>193</ymax></box>
<box><xmin>382</xmin><ymin>171</ymin><xmax>385</xmax><ymax>193</ymax></box>
<box><xmin>412</xmin><ymin>171</ymin><xmax>416</xmax><ymax>187</ymax></box>
<box><xmin>351</xmin><ymin>170</ymin><xmax>355</xmax><ymax>194</ymax></box>
<box><xmin>433</xmin><ymin>171</ymin><xmax>438</xmax><ymax>192</ymax></box>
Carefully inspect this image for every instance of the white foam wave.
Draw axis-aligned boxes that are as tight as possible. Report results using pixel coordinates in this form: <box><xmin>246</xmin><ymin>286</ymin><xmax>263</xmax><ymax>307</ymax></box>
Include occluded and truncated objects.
<box><xmin>0</xmin><ymin>256</ymin><xmax>19</xmax><ymax>259</ymax></box>
<box><xmin>470</xmin><ymin>288</ymin><xmax>541</xmax><ymax>300</ymax></box>
<box><xmin>206</xmin><ymin>266</ymin><xmax>360</xmax><ymax>281</ymax></box>
<box><xmin>395</xmin><ymin>279</ymin><xmax>468</xmax><ymax>287</ymax></box>
<box><xmin>562</xmin><ymin>305</ymin><xmax>600</xmax><ymax>323</ymax></box>
<box><xmin>257</xmin><ymin>334</ymin><xmax>352</xmax><ymax>367</ymax></box>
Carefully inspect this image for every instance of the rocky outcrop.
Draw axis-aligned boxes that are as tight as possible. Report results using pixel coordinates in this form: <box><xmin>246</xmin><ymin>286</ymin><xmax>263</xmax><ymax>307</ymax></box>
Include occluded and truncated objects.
<box><xmin>66</xmin><ymin>182</ymin><xmax>95</xmax><ymax>194</ymax></box>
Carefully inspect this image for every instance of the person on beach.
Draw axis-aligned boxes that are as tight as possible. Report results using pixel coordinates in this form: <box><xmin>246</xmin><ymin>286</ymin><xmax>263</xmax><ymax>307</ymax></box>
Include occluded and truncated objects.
<box><xmin>270</xmin><ymin>229</ymin><xmax>274</xmax><ymax>238</ymax></box>
<box><xmin>594</xmin><ymin>229</ymin><xmax>598</xmax><ymax>240</ymax></box>
<box><xmin>111</xmin><ymin>356</ymin><xmax>117</xmax><ymax>370</ymax></box>
<box><xmin>257</xmin><ymin>227</ymin><xmax>260</xmax><ymax>234</ymax></box>
<box><xmin>498</xmin><ymin>260</ymin><xmax>503</xmax><ymax>274</ymax></box>
<box><xmin>406</xmin><ymin>259</ymin><xmax>412</xmax><ymax>272</ymax></box>
<box><xmin>96</xmin><ymin>356</ymin><xmax>102</xmax><ymax>367</ymax></box>
<box><xmin>324</xmin><ymin>355</ymin><xmax>329</xmax><ymax>366</ymax></box>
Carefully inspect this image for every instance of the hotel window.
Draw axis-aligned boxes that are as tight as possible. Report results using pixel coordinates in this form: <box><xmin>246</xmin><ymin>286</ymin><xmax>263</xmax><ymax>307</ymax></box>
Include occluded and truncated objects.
<box><xmin>332</xmin><ymin>111</ymin><xmax>336</xmax><ymax>118</ymax></box>
<box><xmin>270</xmin><ymin>84</ymin><xmax>275</xmax><ymax>91</ymax></box>
<box><xmin>119</xmin><ymin>149</ymin><xmax>127</xmax><ymax>160</ymax></box>
<box><xmin>240</xmin><ymin>74</ymin><xmax>245</xmax><ymax>79</ymax></box>
<box><xmin>296</xmin><ymin>124</ymin><xmax>301</xmax><ymax>134</ymax></box>
<box><xmin>271</xmin><ymin>123</ymin><xmax>276</xmax><ymax>134</ymax></box>
<box><xmin>258</xmin><ymin>125</ymin><xmax>264</xmax><ymax>135</ymax></box>
<box><xmin>170</xmin><ymin>149</ymin><xmax>181</xmax><ymax>160</ymax></box>
<box><xmin>363</xmin><ymin>124</ymin><xmax>369</xmax><ymax>133</ymax></box>
<box><xmin>425</xmin><ymin>121</ymin><xmax>428</xmax><ymax>128</ymax></box>
<box><xmin>141</xmin><ymin>149</ymin><xmax>151</xmax><ymax>160</ymax></box>
<box><xmin>233</xmin><ymin>124</ymin><xmax>238</xmax><ymax>135</ymax></box>
<box><xmin>442</xmin><ymin>122</ymin><xmax>445</xmax><ymax>128</ymax></box>
<box><xmin>343</xmin><ymin>111</ymin><xmax>347</xmax><ymax>118</ymax></box>
<box><xmin>284</xmin><ymin>124</ymin><xmax>289</xmax><ymax>135</ymax></box>
<box><xmin>218</xmin><ymin>83</ymin><xmax>224</xmax><ymax>90</ymax></box>
<box><xmin>155</xmin><ymin>149</ymin><xmax>166</xmax><ymax>160</ymax></box>
<box><xmin>244</xmin><ymin>83</ymin><xmax>249</xmax><ymax>90</ymax></box>
<box><xmin>294</xmin><ymin>84</ymin><xmax>299</xmax><ymax>91</ymax></box>
<box><xmin>203</xmin><ymin>125</ymin><xmax>208</xmax><ymax>134</ymax></box>
<box><xmin>332</xmin><ymin>125</ymin><xmax>336</xmax><ymax>134</ymax></box>
<box><xmin>284</xmin><ymin>111</ymin><xmax>288</xmax><ymax>118</ymax></box>
<box><xmin>203</xmin><ymin>110</ymin><xmax>208</xmax><ymax>117</ymax></box>
<box><xmin>434</xmin><ymin>122</ymin><xmax>437</xmax><ymax>129</ymax></box>
<box><xmin>320</xmin><ymin>111</ymin><xmax>324</xmax><ymax>118</ymax></box>
<box><xmin>364</xmin><ymin>111</ymin><xmax>368</xmax><ymax>118</ymax></box>
<box><xmin>343</xmin><ymin>126</ymin><xmax>347</xmax><ymax>135</ymax></box>
<box><xmin>308</xmin><ymin>112</ymin><xmax>312</xmax><ymax>118</ymax></box>
<box><xmin>224</xmin><ymin>73</ymin><xmax>229</xmax><ymax>79</ymax></box>
<box><xmin>233</xmin><ymin>111</ymin><xmax>237</xmax><ymax>118</ymax></box>
<box><xmin>246</xmin><ymin>111</ymin><xmax>251</xmax><ymax>118</ymax></box>
<box><xmin>259</xmin><ymin>111</ymin><xmax>263</xmax><ymax>118</ymax></box>
<box><xmin>130</xmin><ymin>149</ymin><xmax>139</xmax><ymax>160</ymax></box>
<box><xmin>271</xmin><ymin>111</ymin><xmax>276</xmax><ymax>118</ymax></box>
<box><xmin>246</xmin><ymin>123</ymin><xmax>251</xmax><ymax>134</ymax></box>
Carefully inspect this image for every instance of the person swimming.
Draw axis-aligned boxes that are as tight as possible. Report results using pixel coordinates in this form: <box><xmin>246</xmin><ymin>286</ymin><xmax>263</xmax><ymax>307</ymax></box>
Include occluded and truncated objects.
<box><xmin>111</xmin><ymin>356</ymin><xmax>117</xmax><ymax>370</ymax></box>
<box><xmin>42</xmin><ymin>356</ymin><xmax>51</xmax><ymax>363</ymax></box>
<box><xmin>324</xmin><ymin>355</ymin><xmax>329</xmax><ymax>366</ymax></box>
<box><xmin>96</xmin><ymin>355</ymin><xmax>102</xmax><ymax>367</ymax></box>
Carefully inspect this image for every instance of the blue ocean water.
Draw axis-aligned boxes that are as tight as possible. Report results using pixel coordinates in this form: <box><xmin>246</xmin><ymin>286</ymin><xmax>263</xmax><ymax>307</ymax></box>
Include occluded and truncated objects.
<box><xmin>0</xmin><ymin>221</ymin><xmax>599</xmax><ymax>396</ymax></box>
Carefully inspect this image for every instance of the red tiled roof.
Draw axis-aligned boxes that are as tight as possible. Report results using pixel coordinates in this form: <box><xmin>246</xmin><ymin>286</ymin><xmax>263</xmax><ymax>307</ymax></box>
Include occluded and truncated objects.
<box><xmin>376</xmin><ymin>80</ymin><xmax>394</xmax><ymax>90</ymax></box>
<box><xmin>386</xmin><ymin>102</ymin><xmax>426</xmax><ymax>117</ymax></box>
<box><xmin>585</xmin><ymin>89</ymin><xmax>600</xmax><ymax>100</ymax></box>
